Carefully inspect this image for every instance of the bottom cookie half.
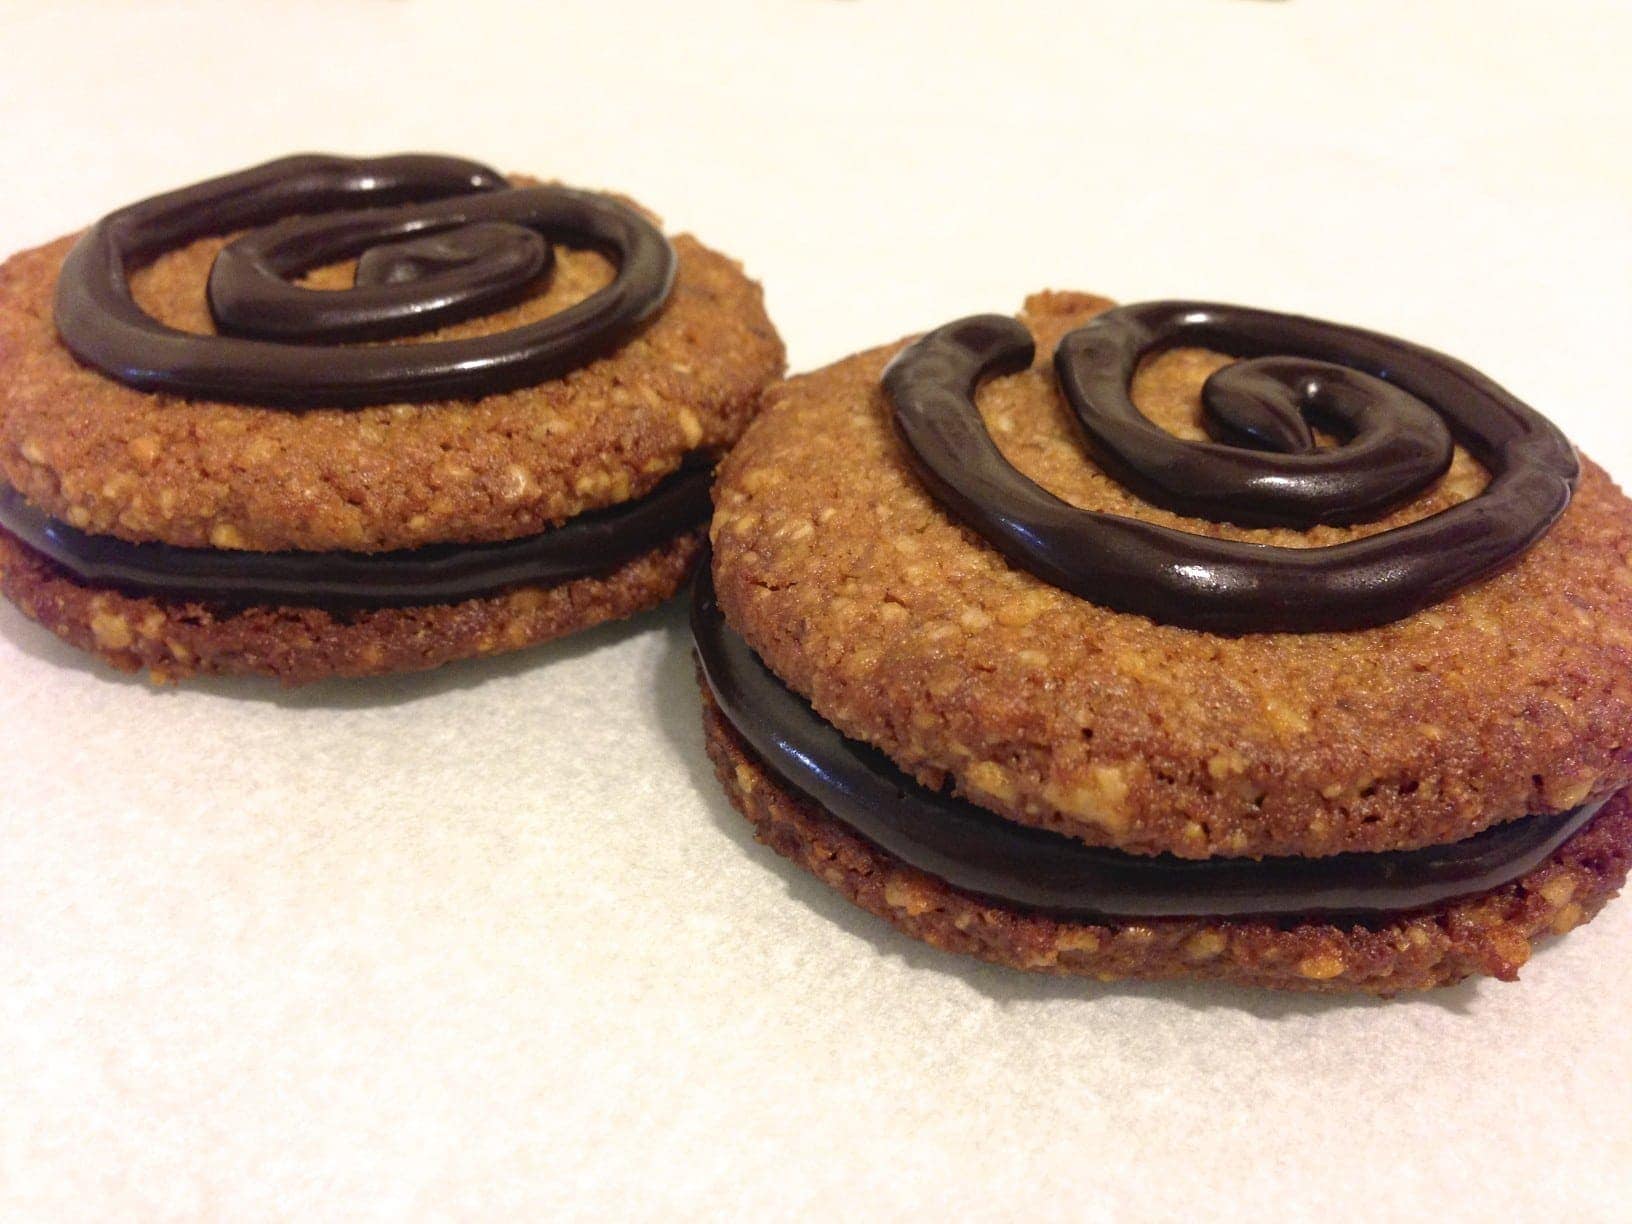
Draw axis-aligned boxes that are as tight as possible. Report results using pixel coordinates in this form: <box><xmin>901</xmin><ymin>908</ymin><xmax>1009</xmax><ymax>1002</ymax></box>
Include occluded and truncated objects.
<box><xmin>0</xmin><ymin>526</ymin><xmax>701</xmax><ymax>684</ymax></box>
<box><xmin>700</xmin><ymin>681</ymin><xmax>1631</xmax><ymax>994</ymax></box>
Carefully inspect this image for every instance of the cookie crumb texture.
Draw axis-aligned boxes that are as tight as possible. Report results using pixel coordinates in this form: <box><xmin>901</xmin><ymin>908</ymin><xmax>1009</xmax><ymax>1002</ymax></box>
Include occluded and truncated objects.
<box><xmin>702</xmin><ymin>683</ymin><xmax>1632</xmax><ymax>993</ymax></box>
<box><xmin>0</xmin><ymin>526</ymin><xmax>700</xmax><ymax>684</ymax></box>
<box><xmin>0</xmin><ymin>189</ymin><xmax>783</xmax><ymax>552</ymax></box>
<box><xmin>711</xmin><ymin>291</ymin><xmax>1632</xmax><ymax>859</ymax></box>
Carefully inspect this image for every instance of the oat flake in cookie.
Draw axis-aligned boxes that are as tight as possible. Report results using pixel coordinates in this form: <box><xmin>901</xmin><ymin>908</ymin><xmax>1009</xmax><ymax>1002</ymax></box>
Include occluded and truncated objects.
<box><xmin>697</xmin><ymin>291</ymin><xmax>1632</xmax><ymax>993</ymax></box>
<box><xmin>0</xmin><ymin>153</ymin><xmax>783</xmax><ymax>681</ymax></box>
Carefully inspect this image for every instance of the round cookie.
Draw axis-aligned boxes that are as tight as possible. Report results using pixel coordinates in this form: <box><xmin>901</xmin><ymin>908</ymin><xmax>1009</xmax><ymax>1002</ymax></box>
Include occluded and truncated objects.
<box><xmin>0</xmin><ymin>154</ymin><xmax>783</xmax><ymax>681</ymax></box>
<box><xmin>698</xmin><ymin>291</ymin><xmax>1632</xmax><ymax>992</ymax></box>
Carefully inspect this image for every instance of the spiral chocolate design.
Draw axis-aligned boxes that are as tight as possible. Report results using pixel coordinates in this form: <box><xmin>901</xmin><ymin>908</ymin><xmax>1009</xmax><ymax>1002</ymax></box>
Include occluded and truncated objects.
<box><xmin>53</xmin><ymin>153</ymin><xmax>676</xmax><ymax>407</ymax></box>
<box><xmin>693</xmin><ymin>566</ymin><xmax>1608</xmax><ymax>920</ymax></box>
<box><xmin>883</xmin><ymin>303</ymin><xmax>1579</xmax><ymax>632</ymax></box>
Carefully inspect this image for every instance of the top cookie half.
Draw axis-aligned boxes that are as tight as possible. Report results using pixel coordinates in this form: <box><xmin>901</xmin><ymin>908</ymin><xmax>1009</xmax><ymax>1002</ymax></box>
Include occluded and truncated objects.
<box><xmin>0</xmin><ymin>170</ymin><xmax>783</xmax><ymax>553</ymax></box>
<box><xmin>710</xmin><ymin>292</ymin><xmax>1632</xmax><ymax>860</ymax></box>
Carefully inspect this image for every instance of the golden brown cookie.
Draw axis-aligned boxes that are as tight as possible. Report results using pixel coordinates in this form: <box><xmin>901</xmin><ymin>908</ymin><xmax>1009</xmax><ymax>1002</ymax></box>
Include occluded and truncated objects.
<box><xmin>696</xmin><ymin>291</ymin><xmax>1632</xmax><ymax>992</ymax></box>
<box><xmin>0</xmin><ymin>154</ymin><xmax>783</xmax><ymax>681</ymax></box>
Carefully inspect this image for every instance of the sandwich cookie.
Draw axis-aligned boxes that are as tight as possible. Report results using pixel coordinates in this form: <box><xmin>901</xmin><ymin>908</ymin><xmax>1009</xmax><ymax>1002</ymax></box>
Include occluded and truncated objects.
<box><xmin>696</xmin><ymin>291</ymin><xmax>1632</xmax><ymax>992</ymax></box>
<box><xmin>0</xmin><ymin>153</ymin><xmax>783</xmax><ymax>681</ymax></box>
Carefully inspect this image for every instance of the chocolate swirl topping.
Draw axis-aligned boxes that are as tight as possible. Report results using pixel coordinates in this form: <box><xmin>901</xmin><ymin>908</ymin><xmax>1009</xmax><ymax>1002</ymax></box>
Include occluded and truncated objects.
<box><xmin>693</xmin><ymin>565</ymin><xmax>1607</xmax><ymax>920</ymax></box>
<box><xmin>883</xmin><ymin>303</ymin><xmax>1579</xmax><ymax>632</ymax></box>
<box><xmin>0</xmin><ymin>464</ymin><xmax>711</xmax><ymax>608</ymax></box>
<box><xmin>53</xmin><ymin>153</ymin><xmax>676</xmax><ymax>407</ymax></box>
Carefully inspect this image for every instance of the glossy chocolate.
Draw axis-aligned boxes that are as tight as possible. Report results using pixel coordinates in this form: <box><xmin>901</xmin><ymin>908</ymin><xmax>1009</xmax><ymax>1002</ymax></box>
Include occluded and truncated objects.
<box><xmin>53</xmin><ymin>153</ymin><xmax>676</xmax><ymax>407</ymax></box>
<box><xmin>0</xmin><ymin>464</ymin><xmax>710</xmax><ymax>608</ymax></box>
<box><xmin>883</xmin><ymin>304</ymin><xmax>1579</xmax><ymax>633</ymax></box>
<box><xmin>693</xmin><ymin>566</ymin><xmax>1606</xmax><ymax>921</ymax></box>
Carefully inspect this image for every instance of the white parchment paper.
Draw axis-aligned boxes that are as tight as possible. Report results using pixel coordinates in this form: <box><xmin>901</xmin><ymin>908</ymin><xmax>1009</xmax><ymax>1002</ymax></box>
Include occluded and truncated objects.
<box><xmin>2</xmin><ymin>1</ymin><xmax>1629</xmax><ymax>1218</ymax></box>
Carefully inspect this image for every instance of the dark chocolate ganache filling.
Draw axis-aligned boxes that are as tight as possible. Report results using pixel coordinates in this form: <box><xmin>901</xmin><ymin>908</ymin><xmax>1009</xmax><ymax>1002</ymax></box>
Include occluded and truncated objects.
<box><xmin>883</xmin><ymin>304</ymin><xmax>1579</xmax><ymax>633</ymax></box>
<box><xmin>0</xmin><ymin>463</ymin><xmax>710</xmax><ymax>608</ymax></box>
<box><xmin>693</xmin><ymin>566</ymin><xmax>1605</xmax><ymax>921</ymax></box>
<box><xmin>53</xmin><ymin>153</ymin><xmax>676</xmax><ymax>407</ymax></box>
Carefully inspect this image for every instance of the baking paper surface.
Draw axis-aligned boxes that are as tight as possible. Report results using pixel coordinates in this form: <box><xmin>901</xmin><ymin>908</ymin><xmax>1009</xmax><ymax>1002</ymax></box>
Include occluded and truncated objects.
<box><xmin>2</xmin><ymin>1</ymin><xmax>1630</xmax><ymax>1217</ymax></box>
